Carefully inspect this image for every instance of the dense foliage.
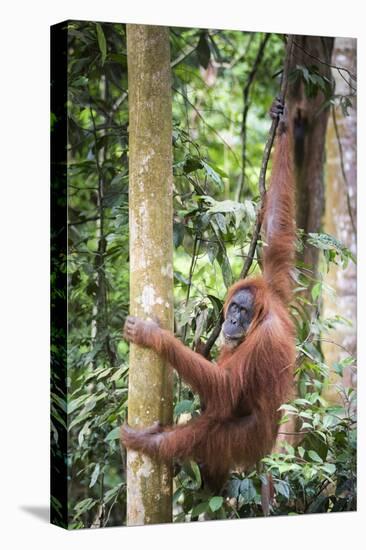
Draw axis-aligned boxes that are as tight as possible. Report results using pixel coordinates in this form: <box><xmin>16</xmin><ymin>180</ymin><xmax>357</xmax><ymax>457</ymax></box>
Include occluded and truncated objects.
<box><xmin>51</xmin><ymin>21</ymin><xmax>356</xmax><ymax>527</ymax></box>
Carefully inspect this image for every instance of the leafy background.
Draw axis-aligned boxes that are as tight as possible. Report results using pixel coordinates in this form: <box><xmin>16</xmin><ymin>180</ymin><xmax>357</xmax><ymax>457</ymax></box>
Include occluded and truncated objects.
<box><xmin>51</xmin><ymin>22</ymin><xmax>356</xmax><ymax>527</ymax></box>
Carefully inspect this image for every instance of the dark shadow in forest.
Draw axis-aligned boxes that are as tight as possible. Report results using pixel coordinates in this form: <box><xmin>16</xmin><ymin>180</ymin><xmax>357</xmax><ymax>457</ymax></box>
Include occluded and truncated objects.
<box><xmin>20</xmin><ymin>505</ymin><xmax>50</xmax><ymax>523</ymax></box>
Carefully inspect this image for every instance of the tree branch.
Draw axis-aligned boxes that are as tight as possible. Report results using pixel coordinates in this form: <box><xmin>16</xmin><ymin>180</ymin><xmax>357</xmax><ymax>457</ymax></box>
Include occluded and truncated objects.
<box><xmin>237</xmin><ymin>33</ymin><xmax>271</xmax><ymax>201</ymax></box>
<box><xmin>293</xmin><ymin>39</ymin><xmax>357</xmax><ymax>91</ymax></box>
<box><xmin>240</xmin><ymin>34</ymin><xmax>294</xmax><ymax>279</ymax></box>
<box><xmin>331</xmin><ymin>105</ymin><xmax>356</xmax><ymax>235</ymax></box>
<box><xmin>173</xmin><ymin>87</ymin><xmax>241</xmax><ymax>166</ymax></box>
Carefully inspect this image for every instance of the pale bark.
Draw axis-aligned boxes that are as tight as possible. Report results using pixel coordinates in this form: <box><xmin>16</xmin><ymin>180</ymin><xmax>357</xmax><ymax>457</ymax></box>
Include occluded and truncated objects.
<box><xmin>126</xmin><ymin>24</ymin><xmax>174</xmax><ymax>525</ymax></box>
<box><xmin>322</xmin><ymin>37</ymin><xmax>357</xmax><ymax>401</ymax></box>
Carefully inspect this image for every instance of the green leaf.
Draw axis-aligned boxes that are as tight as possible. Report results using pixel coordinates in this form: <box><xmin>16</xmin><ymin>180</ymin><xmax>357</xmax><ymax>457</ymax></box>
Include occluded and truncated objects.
<box><xmin>190</xmin><ymin>461</ymin><xmax>202</xmax><ymax>485</ymax></box>
<box><xmin>207</xmin><ymin>294</ymin><xmax>223</xmax><ymax>317</ymax></box>
<box><xmin>89</xmin><ymin>463</ymin><xmax>100</xmax><ymax>488</ymax></box>
<box><xmin>201</xmin><ymin>161</ymin><xmax>224</xmax><ymax>190</ymax></box>
<box><xmin>50</xmin><ymin>112</ymin><xmax>57</xmax><ymax>130</ymax></box>
<box><xmin>191</xmin><ymin>501</ymin><xmax>209</xmax><ymax>517</ymax></box>
<box><xmin>209</xmin><ymin>496</ymin><xmax>224</xmax><ymax>512</ymax></box>
<box><xmin>275</xmin><ymin>480</ymin><xmax>290</xmax><ymax>499</ymax></box>
<box><xmin>206</xmin><ymin>198</ymin><xmax>255</xmax><ymax>228</ymax></box>
<box><xmin>278</xmin><ymin>414</ymin><xmax>290</xmax><ymax>425</ymax></box>
<box><xmin>302</xmin><ymin>66</ymin><xmax>310</xmax><ymax>82</ymax></box>
<box><xmin>70</xmin><ymin>76</ymin><xmax>88</xmax><ymax>88</ymax></box>
<box><xmin>307</xmin><ymin>232</ymin><xmax>356</xmax><ymax>266</ymax></box>
<box><xmin>205</xmin><ymin>162</ymin><xmax>228</xmax><ymax>179</ymax></box>
<box><xmin>105</xmin><ymin>426</ymin><xmax>120</xmax><ymax>441</ymax></box>
<box><xmin>323</xmin><ymin>414</ymin><xmax>336</xmax><ymax>429</ymax></box>
<box><xmin>174</xmin><ymin>399</ymin><xmax>195</xmax><ymax>416</ymax></box>
<box><xmin>214</xmin><ymin>213</ymin><xmax>227</xmax><ymax>233</ymax></box>
<box><xmin>311</xmin><ymin>282</ymin><xmax>322</xmax><ymax>301</ymax></box>
<box><xmin>97</xmin><ymin>367</ymin><xmax>113</xmax><ymax>380</ymax></box>
<box><xmin>68</xmin><ymin>411</ymin><xmax>92</xmax><ymax>431</ymax></box>
<box><xmin>78</xmin><ymin>420</ymin><xmax>91</xmax><ymax>447</ymax></box>
<box><xmin>340</xmin><ymin>95</ymin><xmax>353</xmax><ymax>116</ymax></box>
<box><xmin>103</xmin><ymin>484</ymin><xmax>124</xmax><ymax>504</ymax></box>
<box><xmin>51</xmin><ymin>407</ymin><xmax>67</xmax><ymax>430</ymax></box>
<box><xmin>96</xmin><ymin>23</ymin><xmax>107</xmax><ymax>65</ymax></box>
<box><xmin>299</xmin><ymin>411</ymin><xmax>313</xmax><ymax>419</ymax></box>
<box><xmin>279</xmin><ymin>404</ymin><xmax>298</xmax><ymax>413</ymax></box>
<box><xmin>239</xmin><ymin>478</ymin><xmax>257</xmax><ymax>503</ymax></box>
<box><xmin>278</xmin><ymin>463</ymin><xmax>302</xmax><ymax>474</ymax></box>
<box><xmin>173</xmin><ymin>222</ymin><xmax>185</xmax><ymax>248</ymax></box>
<box><xmin>293</xmin><ymin>398</ymin><xmax>311</xmax><ymax>406</ymax></box>
<box><xmin>51</xmin><ymin>392</ymin><xmax>67</xmax><ymax>412</ymax></box>
<box><xmin>207</xmin><ymin>242</ymin><xmax>219</xmax><ymax>264</ymax></box>
<box><xmin>322</xmin><ymin>463</ymin><xmax>336</xmax><ymax>475</ymax></box>
<box><xmin>110</xmin><ymin>366</ymin><xmax>128</xmax><ymax>383</ymax></box>
<box><xmin>208</xmin><ymin>34</ymin><xmax>222</xmax><ymax>62</ymax></box>
<box><xmin>308</xmin><ymin>450</ymin><xmax>323</xmax><ymax>463</ymax></box>
<box><xmin>333</xmin><ymin>355</ymin><xmax>354</xmax><ymax>376</ymax></box>
<box><xmin>172</xmin><ymin>487</ymin><xmax>184</xmax><ymax>506</ymax></box>
<box><xmin>84</xmin><ymin>395</ymin><xmax>97</xmax><ymax>412</ymax></box>
<box><xmin>182</xmin><ymin>156</ymin><xmax>203</xmax><ymax>174</ymax></box>
<box><xmin>301</xmin><ymin>421</ymin><xmax>313</xmax><ymax>430</ymax></box>
<box><xmin>180</xmin><ymin>460</ymin><xmax>202</xmax><ymax>491</ymax></box>
<box><xmin>74</xmin><ymin>498</ymin><xmax>96</xmax><ymax>519</ymax></box>
<box><xmin>220</xmin><ymin>254</ymin><xmax>233</xmax><ymax>289</ymax></box>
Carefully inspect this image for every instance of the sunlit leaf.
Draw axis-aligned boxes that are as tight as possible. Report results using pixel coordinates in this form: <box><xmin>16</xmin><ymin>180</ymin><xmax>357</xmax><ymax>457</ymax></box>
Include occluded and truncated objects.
<box><xmin>209</xmin><ymin>496</ymin><xmax>224</xmax><ymax>512</ymax></box>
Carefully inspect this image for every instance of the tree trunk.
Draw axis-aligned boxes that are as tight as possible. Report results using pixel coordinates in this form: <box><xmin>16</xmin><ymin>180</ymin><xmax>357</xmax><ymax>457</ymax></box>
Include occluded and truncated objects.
<box><xmin>288</xmin><ymin>36</ymin><xmax>334</xmax><ymax>277</ymax></box>
<box><xmin>276</xmin><ymin>36</ymin><xmax>334</xmax><ymax>448</ymax></box>
<box><xmin>322</xmin><ymin>37</ymin><xmax>357</xmax><ymax>401</ymax></box>
<box><xmin>126</xmin><ymin>24</ymin><xmax>174</xmax><ymax>526</ymax></box>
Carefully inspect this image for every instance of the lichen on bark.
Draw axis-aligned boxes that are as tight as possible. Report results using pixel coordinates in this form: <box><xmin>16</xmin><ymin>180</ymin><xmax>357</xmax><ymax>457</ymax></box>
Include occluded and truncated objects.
<box><xmin>125</xmin><ymin>24</ymin><xmax>174</xmax><ymax>526</ymax></box>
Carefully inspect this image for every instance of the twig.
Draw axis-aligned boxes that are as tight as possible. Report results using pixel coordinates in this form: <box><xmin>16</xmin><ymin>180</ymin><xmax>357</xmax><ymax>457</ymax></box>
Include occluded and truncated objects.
<box><xmin>111</xmin><ymin>91</ymin><xmax>128</xmax><ymax>114</ymax></box>
<box><xmin>179</xmin><ymin>235</ymin><xmax>200</xmax><ymax>395</ymax></box>
<box><xmin>240</xmin><ymin>34</ymin><xmax>294</xmax><ymax>279</ymax></box>
<box><xmin>293</xmin><ymin>39</ymin><xmax>357</xmax><ymax>81</ymax></box>
<box><xmin>202</xmin><ymin>311</ymin><xmax>224</xmax><ymax>358</ymax></box>
<box><xmin>174</xmin><ymin>87</ymin><xmax>241</xmax><ymax>166</ymax></box>
<box><xmin>202</xmin><ymin>35</ymin><xmax>294</xmax><ymax>357</ymax></box>
<box><xmin>89</xmin><ymin>98</ymin><xmax>118</xmax><ymax>369</ymax></box>
<box><xmin>102</xmin><ymin>483</ymin><xmax>125</xmax><ymax>527</ymax></box>
<box><xmin>69</xmin><ymin>215</ymin><xmax>100</xmax><ymax>226</ymax></box>
<box><xmin>278</xmin><ymin>431</ymin><xmax>309</xmax><ymax>436</ymax></box>
<box><xmin>228</xmin><ymin>33</ymin><xmax>255</xmax><ymax>70</ymax></box>
<box><xmin>315</xmin><ymin>337</ymin><xmax>355</xmax><ymax>357</ymax></box>
<box><xmin>237</xmin><ymin>33</ymin><xmax>271</xmax><ymax>201</ymax></box>
<box><xmin>89</xmin><ymin>105</ymin><xmax>105</xmax><ymax>236</ymax></box>
<box><xmin>69</xmin><ymin>184</ymin><xmax>99</xmax><ymax>191</ymax></box>
<box><xmin>331</xmin><ymin>105</ymin><xmax>356</xmax><ymax>235</ymax></box>
<box><xmin>304</xmin><ymin>479</ymin><xmax>331</xmax><ymax>513</ymax></box>
<box><xmin>292</xmin><ymin>39</ymin><xmax>357</xmax><ymax>92</ymax></box>
<box><xmin>171</xmin><ymin>44</ymin><xmax>197</xmax><ymax>69</ymax></box>
<box><xmin>182</xmin><ymin>235</ymin><xmax>200</xmax><ymax>343</ymax></box>
<box><xmin>239</xmin><ymin>216</ymin><xmax>263</xmax><ymax>279</ymax></box>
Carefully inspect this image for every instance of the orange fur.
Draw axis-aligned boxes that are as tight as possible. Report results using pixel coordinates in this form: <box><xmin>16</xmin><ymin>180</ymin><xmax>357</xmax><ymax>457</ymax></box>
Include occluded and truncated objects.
<box><xmin>121</xmin><ymin>118</ymin><xmax>296</xmax><ymax>490</ymax></box>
